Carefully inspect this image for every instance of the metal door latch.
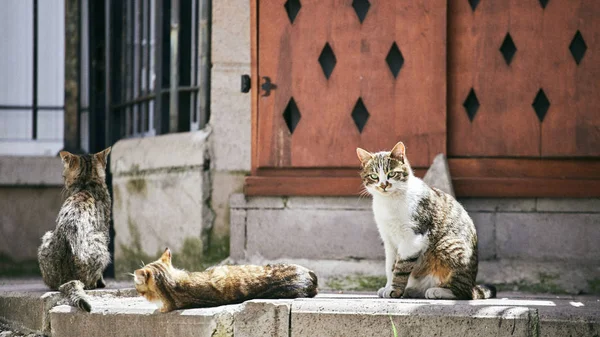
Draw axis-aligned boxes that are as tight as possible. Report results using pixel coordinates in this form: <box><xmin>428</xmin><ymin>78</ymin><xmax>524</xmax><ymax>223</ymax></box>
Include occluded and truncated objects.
<box><xmin>261</xmin><ymin>77</ymin><xmax>276</xmax><ymax>97</ymax></box>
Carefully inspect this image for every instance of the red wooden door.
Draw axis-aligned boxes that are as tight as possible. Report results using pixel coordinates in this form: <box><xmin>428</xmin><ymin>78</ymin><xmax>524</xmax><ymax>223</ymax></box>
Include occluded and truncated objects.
<box><xmin>247</xmin><ymin>0</ymin><xmax>600</xmax><ymax>197</ymax></box>
<box><xmin>254</xmin><ymin>0</ymin><xmax>446</xmax><ymax>171</ymax></box>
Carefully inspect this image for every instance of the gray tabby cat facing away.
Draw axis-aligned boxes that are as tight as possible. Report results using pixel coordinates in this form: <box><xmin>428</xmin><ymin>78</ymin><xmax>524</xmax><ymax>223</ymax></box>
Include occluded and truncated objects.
<box><xmin>37</xmin><ymin>148</ymin><xmax>112</xmax><ymax>312</ymax></box>
<box><xmin>357</xmin><ymin>142</ymin><xmax>495</xmax><ymax>299</ymax></box>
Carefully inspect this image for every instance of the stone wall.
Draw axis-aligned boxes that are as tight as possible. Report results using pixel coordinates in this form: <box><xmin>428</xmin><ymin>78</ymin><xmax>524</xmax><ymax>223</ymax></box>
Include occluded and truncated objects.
<box><xmin>110</xmin><ymin>129</ymin><xmax>216</xmax><ymax>276</ymax></box>
<box><xmin>0</xmin><ymin>156</ymin><xmax>64</xmax><ymax>275</ymax></box>
<box><xmin>207</xmin><ymin>0</ymin><xmax>252</xmax><ymax>243</ymax></box>
<box><xmin>230</xmin><ymin>194</ymin><xmax>600</xmax><ymax>294</ymax></box>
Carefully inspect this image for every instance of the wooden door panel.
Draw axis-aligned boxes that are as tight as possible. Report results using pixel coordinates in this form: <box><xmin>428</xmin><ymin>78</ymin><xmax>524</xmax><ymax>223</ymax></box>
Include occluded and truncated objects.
<box><xmin>257</xmin><ymin>0</ymin><xmax>446</xmax><ymax>169</ymax></box>
<box><xmin>448</xmin><ymin>0</ymin><xmax>542</xmax><ymax>157</ymax></box>
<box><xmin>449</xmin><ymin>0</ymin><xmax>600</xmax><ymax>158</ymax></box>
<box><xmin>540</xmin><ymin>0</ymin><xmax>600</xmax><ymax>157</ymax></box>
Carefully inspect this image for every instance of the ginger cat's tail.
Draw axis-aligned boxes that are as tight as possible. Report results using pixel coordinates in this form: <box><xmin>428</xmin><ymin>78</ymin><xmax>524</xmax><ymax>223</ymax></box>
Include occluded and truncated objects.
<box><xmin>472</xmin><ymin>284</ymin><xmax>497</xmax><ymax>299</ymax></box>
<box><xmin>59</xmin><ymin>280</ymin><xmax>92</xmax><ymax>312</ymax></box>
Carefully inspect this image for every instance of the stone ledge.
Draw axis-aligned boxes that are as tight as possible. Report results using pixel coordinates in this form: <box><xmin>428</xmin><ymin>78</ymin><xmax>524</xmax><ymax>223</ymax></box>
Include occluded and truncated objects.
<box><xmin>2</xmin><ymin>281</ymin><xmax>599</xmax><ymax>337</ymax></box>
<box><xmin>0</xmin><ymin>281</ymin><xmax>134</xmax><ymax>335</ymax></box>
<box><xmin>0</xmin><ymin>156</ymin><xmax>62</xmax><ymax>186</ymax></box>
<box><xmin>110</xmin><ymin>127</ymin><xmax>211</xmax><ymax>175</ymax></box>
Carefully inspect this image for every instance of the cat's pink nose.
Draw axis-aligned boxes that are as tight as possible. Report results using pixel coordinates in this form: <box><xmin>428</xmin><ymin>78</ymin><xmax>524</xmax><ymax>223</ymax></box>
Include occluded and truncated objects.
<box><xmin>379</xmin><ymin>182</ymin><xmax>390</xmax><ymax>190</ymax></box>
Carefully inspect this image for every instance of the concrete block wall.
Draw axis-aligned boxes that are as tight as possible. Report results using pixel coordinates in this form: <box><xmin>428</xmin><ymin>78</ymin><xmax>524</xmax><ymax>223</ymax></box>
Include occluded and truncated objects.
<box><xmin>110</xmin><ymin>130</ymin><xmax>215</xmax><ymax>276</ymax></box>
<box><xmin>231</xmin><ymin>194</ymin><xmax>600</xmax><ymax>293</ymax></box>
<box><xmin>0</xmin><ymin>156</ymin><xmax>64</xmax><ymax>275</ymax></box>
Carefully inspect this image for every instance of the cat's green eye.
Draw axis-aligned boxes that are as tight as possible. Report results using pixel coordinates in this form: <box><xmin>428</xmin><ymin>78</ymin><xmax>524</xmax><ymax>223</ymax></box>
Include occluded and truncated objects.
<box><xmin>388</xmin><ymin>172</ymin><xmax>397</xmax><ymax>178</ymax></box>
<box><xmin>368</xmin><ymin>174</ymin><xmax>378</xmax><ymax>180</ymax></box>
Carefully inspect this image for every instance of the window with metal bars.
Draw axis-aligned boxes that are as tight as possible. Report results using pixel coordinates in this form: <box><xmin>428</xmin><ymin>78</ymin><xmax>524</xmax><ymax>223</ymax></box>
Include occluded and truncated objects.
<box><xmin>109</xmin><ymin>0</ymin><xmax>206</xmax><ymax>139</ymax></box>
<box><xmin>79</xmin><ymin>0</ymin><xmax>209</xmax><ymax>151</ymax></box>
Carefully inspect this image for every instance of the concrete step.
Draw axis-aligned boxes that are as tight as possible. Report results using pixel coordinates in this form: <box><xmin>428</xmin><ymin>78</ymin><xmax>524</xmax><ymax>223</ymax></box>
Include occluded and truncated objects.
<box><xmin>2</xmin><ymin>281</ymin><xmax>599</xmax><ymax>337</ymax></box>
<box><xmin>0</xmin><ymin>279</ymin><xmax>134</xmax><ymax>335</ymax></box>
<box><xmin>49</xmin><ymin>293</ymin><xmax>600</xmax><ymax>337</ymax></box>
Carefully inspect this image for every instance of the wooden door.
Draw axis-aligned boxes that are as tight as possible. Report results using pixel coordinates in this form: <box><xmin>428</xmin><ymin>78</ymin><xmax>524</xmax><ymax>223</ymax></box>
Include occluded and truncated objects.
<box><xmin>247</xmin><ymin>0</ymin><xmax>600</xmax><ymax>197</ymax></box>
<box><xmin>247</xmin><ymin>0</ymin><xmax>447</xmax><ymax>195</ymax></box>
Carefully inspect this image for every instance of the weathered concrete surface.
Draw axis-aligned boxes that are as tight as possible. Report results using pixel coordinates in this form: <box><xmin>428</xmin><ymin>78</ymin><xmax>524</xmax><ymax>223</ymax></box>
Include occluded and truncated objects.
<box><xmin>478</xmin><ymin>260</ymin><xmax>600</xmax><ymax>295</ymax></box>
<box><xmin>292</xmin><ymin>297</ymin><xmax>538</xmax><ymax>337</ymax></box>
<box><xmin>2</xmin><ymin>280</ymin><xmax>600</xmax><ymax>337</ymax></box>
<box><xmin>0</xmin><ymin>280</ymin><xmax>133</xmax><ymax>335</ymax></box>
<box><xmin>0</xmin><ymin>156</ymin><xmax>62</xmax><ymax>186</ymax></box>
<box><xmin>0</xmin><ymin>187</ymin><xmax>63</xmax><ymax>263</ymax></box>
<box><xmin>50</xmin><ymin>296</ymin><xmax>292</xmax><ymax>337</ymax></box>
<box><xmin>423</xmin><ymin>153</ymin><xmax>455</xmax><ymax>197</ymax></box>
<box><xmin>246</xmin><ymin>208</ymin><xmax>382</xmax><ymax>260</ymax></box>
<box><xmin>50</xmin><ymin>298</ymin><xmax>241</xmax><ymax>337</ymax></box>
<box><xmin>111</xmin><ymin>129</ymin><xmax>215</xmax><ymax>277</ymax></box>
<box><xmin>209</xmin><ymin>63</ymin><xmax>252</xmax><ymax>172</ymax></box>
<box><xmin>458</xmin><ymin>198</ymin><xmax>537</xmax><ymax>213</ymax></box>
<box><xmin>111</xmin><ymin>129</ymin><xmax>211</xmax><ymax>174</ymax></box>
<box><xmin>0</xmin><ymin>156</ymin><xmax>64</xmax><ymax>269</ymax></box>
<box><xmin>496</xmin><ymin>212</ymin><xmax>600</xmax><ymax>261</ymax></box>
<box><xmin>231</xmin><ymin>194</ymin><xmax>600</xmax><ymax>283</ymax></box>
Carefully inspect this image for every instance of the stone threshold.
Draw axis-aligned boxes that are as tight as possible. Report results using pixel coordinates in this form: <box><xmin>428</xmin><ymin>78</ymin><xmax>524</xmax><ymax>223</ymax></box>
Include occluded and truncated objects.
<box><xmin>1</xmin><ymin>281</ymin><xmax>599</xmax><ymax>337</ymax></box>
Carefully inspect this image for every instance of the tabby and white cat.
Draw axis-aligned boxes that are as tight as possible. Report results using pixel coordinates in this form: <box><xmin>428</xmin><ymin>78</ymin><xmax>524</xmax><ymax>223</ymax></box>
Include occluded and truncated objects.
<box><xmin>357</xmin><ymin>142</ymin><xmax>495</xmax><ymax>299</ymax></box>
<box><xmin>37</xmin><ymin>148</ymin><xmax>112</xmax><ymax>312</ymax></box>
<box><xmin>133</xmin><ymin>248</ymin><xmax>318</xmax><ymax>312</ymax></box>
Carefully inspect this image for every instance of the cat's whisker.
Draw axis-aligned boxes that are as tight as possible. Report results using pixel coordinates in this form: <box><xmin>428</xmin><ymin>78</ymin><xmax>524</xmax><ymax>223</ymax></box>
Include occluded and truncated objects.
<box><xmin>140</xmin><ymin>260</ymin><xmax>146</xmax><ymax>267</ymax></box>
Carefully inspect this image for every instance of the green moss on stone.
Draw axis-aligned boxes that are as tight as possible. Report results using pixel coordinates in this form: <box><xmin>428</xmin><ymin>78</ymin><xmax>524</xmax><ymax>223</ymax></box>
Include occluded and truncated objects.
<box><xmin>325</xmin><ymin>275</ymin><xmax>386</xmax><ymax>291</ymax></box>
<box><xmin>495</xmin><ymin>272</ymin><xmax>568</xmax><ymax>294</ymax></box>
<box><xmin>115</xmin><ymin>219</ymin><xmax>230</xmax><ymax>279</ymax></box>
<box><xmin>587</xmin><ymin>279</ymin><xmax>600</xmax><ymax>294</ymax></box>
<box><xmin>126</xmin><ymin>178</ymin><xmax>147</xmax><ymax>195</ymax></box>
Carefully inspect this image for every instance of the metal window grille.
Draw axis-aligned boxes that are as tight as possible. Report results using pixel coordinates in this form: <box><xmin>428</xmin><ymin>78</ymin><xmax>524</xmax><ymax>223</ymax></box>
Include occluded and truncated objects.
<box><xmin>106</xmin><ymin>0</ymin><xmax>205</xmax><ymax>140</ymax></box>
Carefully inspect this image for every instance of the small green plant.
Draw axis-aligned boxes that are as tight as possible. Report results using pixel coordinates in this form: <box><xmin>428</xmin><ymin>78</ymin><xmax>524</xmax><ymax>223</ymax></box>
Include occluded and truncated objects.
<box><xmin>389</xmin><ymin>315</ymin><xmax>398</xmax><ymax>337</ymax></box>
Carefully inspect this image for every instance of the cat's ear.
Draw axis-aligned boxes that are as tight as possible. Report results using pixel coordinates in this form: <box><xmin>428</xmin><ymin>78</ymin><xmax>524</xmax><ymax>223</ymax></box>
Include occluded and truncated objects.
<box><xmin>160</xmin><ymin>247</ymin><xmax>172</xmax><ymax>264</ymax></box>
<box><xmin>390</xmin><ymin>142</ymin><xmax>406</xmax><ymax>162</ymax></box>
<box><xmin>59</xmin><ymin>151</ymin><xmax>76</xmax><ymax>167</ymax></box>
<box><xmin>356</xmin><ymin>148</ymin><xmax>373</xmax><ymax>165</ymax></box>
<box><xmin>94</xmin><ymin>147</ymin><xmax>112</xmax><ymax>168</ymax></box>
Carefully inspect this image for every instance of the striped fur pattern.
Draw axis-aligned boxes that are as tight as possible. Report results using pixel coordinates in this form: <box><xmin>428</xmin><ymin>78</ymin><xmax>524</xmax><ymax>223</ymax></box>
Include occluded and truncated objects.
<box><xmin>59</xmin><ymin>280</ymin><xmax>92</xmax><ymax>312</ymax></box>
<box><xmin>37</xmin><ymin>148</ymin><xmax>112</xmax><ymax>312</ymax></box>
<box><xmin>357</xmin><ymin>142</ymin><xmax>496</xmax><ymax>300</ymax></box>
<box><xmin>134</xmin><ymin>248</ymin><xmax>318</xmax><ymax>312</ymax></box>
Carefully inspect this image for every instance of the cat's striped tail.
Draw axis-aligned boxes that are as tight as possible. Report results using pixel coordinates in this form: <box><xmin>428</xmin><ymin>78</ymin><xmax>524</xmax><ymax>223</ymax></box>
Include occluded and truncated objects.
<box><xmin>472</xmin><ymin>284</ymin><xmax>497</xmax><ymax>299</ymax></box>
<box><xmin>59</xmin><ymin>280</ymin><xmax>92</xmax><ymax>312</ymax></box>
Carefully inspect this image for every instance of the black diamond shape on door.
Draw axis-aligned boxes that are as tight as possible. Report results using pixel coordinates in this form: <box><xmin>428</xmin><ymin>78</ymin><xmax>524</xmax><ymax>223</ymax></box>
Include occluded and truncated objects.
<box><xmin>463</xmin><ymin>88</ymin><xmax>480</xmax><ymax>122</ymax></box>
<box><xmin>283</xmin><ymin>97</ymin><xmax>301</xmax><ymax>133</ymax></box>
<box><xmin>351</xmin><ymin>98</ymin><xmax>370</xmax><ymax>133</ymax></box>
<box><xmin>468</xmin><ymin>0</ymin><xmax>480</xmax><ymax>11</ymax></box>
<box><xmin>539</xmin><ymin>0</ymin><xmax>549</xmax><ymax>9</ymax></box>
<box><xmin>352</xmin><ymin>0</ymin><xmax>370</xmax><ymax>24</ymax></box>
<box><xmin>532</xmin><ymin>89</ymin><xmax>550</xmax><ymax>122</ymax></box>
<box><xmin>569</xmin><ymin>30</ymin><xmax>587</xmax><ymax>65</ymax></box>
<box><xmin>318</xmin><ymin>43</ymin><xmax>337</xmax><ymax>80</ymax></box>
<box><xmin>284</xmin><ymin>0</ymin><xmax>301</xmax><ymax>24</ymax></box>
<box><xmin>500</xmin><ymin>33</ymin><xmax>517</xmax><ymax>65</ymax></box>
<box><xmin>386</xmin><ymin>42</ymin><xmax>404</xmax><ymax>78</ymax></box>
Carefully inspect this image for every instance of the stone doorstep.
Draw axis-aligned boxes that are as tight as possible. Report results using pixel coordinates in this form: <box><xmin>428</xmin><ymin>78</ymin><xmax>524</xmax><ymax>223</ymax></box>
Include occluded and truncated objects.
<box><xmin>2</xmin><ymin>281</ymin><xmax>600</xmax><ymax>337</ymax></box>
<box><xmin>47</xmin><ymin>293</ymin><xmax>600</xmax><ymax>337</ymax></box>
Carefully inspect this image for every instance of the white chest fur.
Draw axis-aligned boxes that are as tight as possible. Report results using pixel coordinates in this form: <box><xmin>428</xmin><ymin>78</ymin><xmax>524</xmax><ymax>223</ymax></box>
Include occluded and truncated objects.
<box><xmin>372</xmin><ymin>177</ymin><xmax>429</xmax><ymax>259</ymax></box>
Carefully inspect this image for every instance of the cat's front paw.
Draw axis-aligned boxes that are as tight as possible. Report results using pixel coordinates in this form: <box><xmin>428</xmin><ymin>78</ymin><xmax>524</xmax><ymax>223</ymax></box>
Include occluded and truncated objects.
<box><xmin>377</xmin><ymin>286</ymin><xmax>403</xmax><ymax>298</ymax></box>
